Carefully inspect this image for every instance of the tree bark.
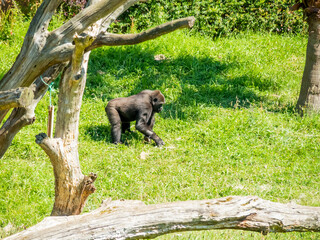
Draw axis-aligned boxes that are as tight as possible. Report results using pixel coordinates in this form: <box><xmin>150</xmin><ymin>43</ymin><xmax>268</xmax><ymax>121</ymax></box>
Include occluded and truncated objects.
<box><xmin>4</xmin><ymin>196</ymin><xmax>320</xmax><ymax>240</ymax></box>
<box><xmin>296</xmin><ymin>4</ymin><xmax>320</xmax><ymax>112</ymax></box>
<box><xmin>36</xmin><ymin>133</ymin><xmax>97</xmax><ymax>216</ymax></box>
<box><xmin>0</xmin><ymin>87</ymin><xmax>34</xmax><ymax>110</ymax></box>
<box><xmin>36</xmin><ymin>31</ymin><xmax>97</xmax><ymax>216</ymax></box>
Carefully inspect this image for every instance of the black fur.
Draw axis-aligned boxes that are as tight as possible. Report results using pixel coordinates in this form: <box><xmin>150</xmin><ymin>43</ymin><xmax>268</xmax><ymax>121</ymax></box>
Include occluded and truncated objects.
<box><xmin>105</xmin><ymin>90</ymin><xmax>165</xmax><ymax>146</ymax></box>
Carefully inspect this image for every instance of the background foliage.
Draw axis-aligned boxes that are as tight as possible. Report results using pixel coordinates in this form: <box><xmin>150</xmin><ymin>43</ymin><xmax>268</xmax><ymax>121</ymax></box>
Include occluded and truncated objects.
<box><xmin>111</xmin><ymin>0</ymin><xmax>307</xmax><ymax>37</ymax></box>
<box><xmin>0</xmin><ymin>0</ymin><xmax>307</xmax><ymax>40</ymax></box>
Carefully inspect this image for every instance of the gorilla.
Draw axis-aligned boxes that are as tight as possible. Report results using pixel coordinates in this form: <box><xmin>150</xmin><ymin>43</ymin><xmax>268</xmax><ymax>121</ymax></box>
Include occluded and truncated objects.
<box><xmin>106</xmin><ymin>90</ymin><xmax>165</xmax><ymax>146</ymax></box>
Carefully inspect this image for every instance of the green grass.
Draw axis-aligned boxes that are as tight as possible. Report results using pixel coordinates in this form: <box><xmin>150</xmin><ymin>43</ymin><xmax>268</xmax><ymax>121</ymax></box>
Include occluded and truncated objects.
<box><xmin>1</xmin><ymin>30</ymin><xmax>320</xmax><ymax>239</ymax></box>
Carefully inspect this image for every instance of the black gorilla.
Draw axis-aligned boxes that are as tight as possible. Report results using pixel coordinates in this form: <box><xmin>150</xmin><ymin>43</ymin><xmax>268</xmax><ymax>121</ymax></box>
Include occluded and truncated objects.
<box><xmin>105</xmin><ymin>90</ymin><xmax>165</xmax><ymax>146</ymax></box>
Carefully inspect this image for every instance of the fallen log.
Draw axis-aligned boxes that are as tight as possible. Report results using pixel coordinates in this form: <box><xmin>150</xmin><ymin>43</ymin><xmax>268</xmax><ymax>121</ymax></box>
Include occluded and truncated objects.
<box><xmin>5</xmin><ymin>196</ymin><xmax>320</xmax><ymax>240</ymax></box>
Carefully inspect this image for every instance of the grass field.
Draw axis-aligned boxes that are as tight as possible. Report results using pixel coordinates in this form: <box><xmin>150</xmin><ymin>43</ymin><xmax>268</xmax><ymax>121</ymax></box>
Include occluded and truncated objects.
<box><xmin>1</xmin><ymin>29</ymin><xmax>320</xmax><ymax>239</ymax></box>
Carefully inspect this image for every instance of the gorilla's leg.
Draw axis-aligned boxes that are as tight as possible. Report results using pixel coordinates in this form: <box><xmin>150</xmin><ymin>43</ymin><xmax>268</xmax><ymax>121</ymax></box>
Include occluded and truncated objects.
<box><xmin>144</xmin><ymin>114</ymin><xmax>155</xmax><ymax>142</ymax></box>
<box><xmin>106</xmin><ymin>107</ymin><xmax>122</xmax><ymax>144</ymax></box>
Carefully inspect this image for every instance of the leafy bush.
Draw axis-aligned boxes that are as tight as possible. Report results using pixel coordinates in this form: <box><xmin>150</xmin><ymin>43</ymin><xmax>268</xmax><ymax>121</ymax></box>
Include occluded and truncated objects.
<box><xmin>15</xmin><ymin>0</ymin><xmax>42</xmax><ymax>16</ymax></box>
<box><xmin>0</xmin><ymin>6</ymin><xmax>25</xmax><ymax>41</ymax></box>
<box><xmin>0</xmin><ymin>0</ymin><xmax>307</xmax><ymax>39</ymax></box>
<box><xmin>60</xmin><ymin>0</ymin><xmax>87</xmax><ymax>18</ymax></box>
<box><xmin>110</xmin><ymin>0</ymin><xmax>307</xmax><ymax>37</ymax></box>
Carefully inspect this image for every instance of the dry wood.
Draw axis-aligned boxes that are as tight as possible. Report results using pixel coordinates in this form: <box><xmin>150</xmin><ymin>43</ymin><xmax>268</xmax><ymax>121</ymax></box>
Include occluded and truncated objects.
<box><xmin>32</xmin><ymin>0</ymin><xmax>143</xmax><ymax>216</ymax></box>
<box><xmin>36</xmin><ymin>133</ymin><xmax>97</xmax><ymax>216</ymax></box>
<box><xmin>35</xmin><ymin>10</ymin><xmax>101</xmax><ymax>215</ymax></box>
<box><xmin>5</xmin><ymin>196</ymin><xmax>320</xmax><ymax>240</ymax></box>
<box><xmin>87</xmin><ymin>16</ymin><xmax>196</xmax><ymax>50</ymax></box>
<box><xmin>0</xmin><ymin>87</ymin><xmax>34</xmax><ymax>110</ymax></box>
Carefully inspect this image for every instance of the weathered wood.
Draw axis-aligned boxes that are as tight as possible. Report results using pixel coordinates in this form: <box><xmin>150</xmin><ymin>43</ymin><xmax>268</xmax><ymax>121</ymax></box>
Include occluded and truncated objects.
<box><xmin>36</xmin><ymin>17</ymin><xmax>99</xmax><ymax>215</ymax></box>
<box><xmin>0</xmin><ymin>87</ymin><xmax>34</xmax><ymax>110</ymax></box>
<box><xmin>35</xmin><ymin>133</ymin><xmax>97</xmax><ymax>216</ymax></box>
<box><xmin>87</xmin><ymin>16</ymin><xmax>196</xmax><ymax>50</ymax></box>
<box><xmin>5</xmin><ymin>196</ymin><xmax>320</xmax><ymax>240</ymax></box>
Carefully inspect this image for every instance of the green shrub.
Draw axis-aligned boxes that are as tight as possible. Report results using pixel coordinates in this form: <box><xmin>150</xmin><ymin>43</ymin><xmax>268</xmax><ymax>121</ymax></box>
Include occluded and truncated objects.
<box><xmin>59</xmin><ymin>0</ymin><xmax>87</xmax><ymax>19</ymax></box>
<box><xmin>0</xmin><ymin>0</ymin><xmax>307</xmax><ymax>39</ymax></box>
<box><xmin>0</xmin><ymin>6</ymin><xmax>25</xmax><ymax>41</ymax></box>
<box><xmin>15</xmin><ymin>0</ymin><xmax>42</xmax><ymax>16</ymax></box>
<box><xmin>110</xmin><ymin>0</ymin><xmax>307</xmax><ymax>37</ymax></box>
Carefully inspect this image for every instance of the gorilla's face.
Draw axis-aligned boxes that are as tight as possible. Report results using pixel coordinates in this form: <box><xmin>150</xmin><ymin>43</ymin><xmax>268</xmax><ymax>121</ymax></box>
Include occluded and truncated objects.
<box><xmin>153</xmin><ymin>98</ymin><xmax>164</xmax><ymax>113</ymax></box>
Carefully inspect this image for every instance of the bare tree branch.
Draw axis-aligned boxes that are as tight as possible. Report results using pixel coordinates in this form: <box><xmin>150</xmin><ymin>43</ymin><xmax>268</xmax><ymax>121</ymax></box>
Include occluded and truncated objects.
<box><xmin>88</xmin><ymin>16</ymin><xmax>196</xmax><ymax>50</ymax></box>
<box><xmin>35</xmin><ymin>132</ymin><xmax>97</xmax><ymax>216</ymax></box>
<box><xmin>5</xmin><ymin>196</ymin><xmax>320</xmax><ymax>240</ymax></box>
<box><xmin>25</xmin><ymin>0</ymin><xmax>63</xmax><ymax>39</ymax></box>
<box><xmin>0</xmin><ymin>87</ymin><xmax>34</xmax><ymax>110</ymax></box>
<box><xmin>0</xmin><ymin>0</ymin><xmax>134</xmax><ymax>95</ymax></box>
<box><xmin>34</xmin><ymin>20</ymin><xmax>101</xmax><ymax>214</ymax></box>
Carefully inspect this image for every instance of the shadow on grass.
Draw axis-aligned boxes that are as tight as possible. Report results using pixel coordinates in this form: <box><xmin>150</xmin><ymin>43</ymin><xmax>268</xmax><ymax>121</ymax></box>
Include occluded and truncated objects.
<box><xmin>85</xmin><ymin>124</ymin><xmax>145</xmax><ymax>143</ymax></box>
<box><xmin>86</xmin><ymin>45</ymin><xmax>273</xmax><ymax>121</ymax></box>
<box><xmin>85</xmin><ymin>125</ymin><xmax>110</xmax><ymax>142</ymax></box>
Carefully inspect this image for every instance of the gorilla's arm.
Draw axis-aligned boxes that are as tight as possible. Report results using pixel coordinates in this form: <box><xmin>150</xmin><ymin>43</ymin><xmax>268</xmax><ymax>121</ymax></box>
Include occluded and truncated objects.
<box><xmin>135</xmin><ymin>111</ymin><xmax>164</xmax><ymax>146</ymax></box>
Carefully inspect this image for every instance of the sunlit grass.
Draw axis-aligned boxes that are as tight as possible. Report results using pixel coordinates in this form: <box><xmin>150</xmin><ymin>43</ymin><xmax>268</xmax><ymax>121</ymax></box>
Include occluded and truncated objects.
<box><xmin>1</xmin><ymin>30</ymin><xmax>320</xmax><ymax>239</ymax></box>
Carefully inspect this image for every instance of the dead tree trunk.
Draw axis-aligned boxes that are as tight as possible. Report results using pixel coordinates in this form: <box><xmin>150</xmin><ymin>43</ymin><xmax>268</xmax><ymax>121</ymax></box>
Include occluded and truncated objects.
<box><xmin>4</xmin><ymin>196</ymin><xmax>320</xmax><ymax>240</ymax></box>
<box><xmin>293</xmin><ymin>2</ymin><xmax>320</xmax><ymax>113</ymax></box>
<box><xmin>36</xmin><ymin>31</ymin><xmax>98</xmax><ymax>216</ymax></box>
